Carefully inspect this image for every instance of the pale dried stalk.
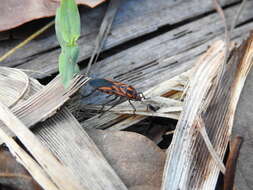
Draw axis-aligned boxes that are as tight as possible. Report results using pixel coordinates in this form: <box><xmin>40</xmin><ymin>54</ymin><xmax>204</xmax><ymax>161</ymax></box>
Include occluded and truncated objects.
<box><xmin>0</xmin><ymin>75</ymin><xmax>89</xmax><ymax>140</ymax></box>
<box><xmin>162</xmin><ymin>40</ymin><xmax>226</xmax><ymax>190</ymax></box>
<box><xmin>162</xmin><ymin>34</ymin><xmax>253</xmax><ymax>190</ymax></box>
<box><xmin>195</xmin><ymin>116</ymin><xmax>225</xmax><ymax>174</ymax></box>
<box><xmin>0</xmin><ymin>21</ymin><xmax>54</xmax><ymax>62</ymax></box>
<box><xmin>0</xmin><ymin>101</ymin><xmax>82</xmax><ymax>190</ymax></box>
<box><xmin>82</xmin><ymin>72</ymin><xmax>190</xmax><ymax>130</ymax></box>
<box><xmin>0</xmin><ymin>129</ymin><xmax>60</xmax><ymax>190</ymax></box>
<box><xmin>0</xmin><ymin>69</ymin><xmax>128</xmax><ymax>190</ymax></box>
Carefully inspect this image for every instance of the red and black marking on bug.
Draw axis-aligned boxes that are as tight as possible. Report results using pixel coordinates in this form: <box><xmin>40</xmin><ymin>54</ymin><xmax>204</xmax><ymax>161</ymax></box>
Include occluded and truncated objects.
<box><xmin>82</xmin><ymin>78</ymin><xmax>159</xmax><ymax>116</ymax></box>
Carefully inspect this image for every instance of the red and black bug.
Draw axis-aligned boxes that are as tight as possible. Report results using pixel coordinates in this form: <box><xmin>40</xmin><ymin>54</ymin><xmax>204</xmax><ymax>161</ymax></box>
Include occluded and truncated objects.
<box><xmin>82</xmin><ymin>78</ymin><xmax>158</xmax><ymax>115</ymax></box>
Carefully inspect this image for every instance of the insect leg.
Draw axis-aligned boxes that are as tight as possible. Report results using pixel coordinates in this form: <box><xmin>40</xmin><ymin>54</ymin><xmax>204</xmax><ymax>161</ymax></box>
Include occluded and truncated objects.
<box><xmin>98</xmin><ymin>96</ymin><xmax>122</xmax><ymax>118</ymax></box>
<box><xmin>128</xmin><ymin>100</ymin><xmax>136</xmax><ymax>114</ymax></box>
<box><xmin>100</xmin><ymin>95</ymin><xmax>118</xmax><ymax>112</ymax></box>
<box><xmin>105</xmin><ymin>97</ymin><xmax>124</xmax><ymax>112</ymax></box>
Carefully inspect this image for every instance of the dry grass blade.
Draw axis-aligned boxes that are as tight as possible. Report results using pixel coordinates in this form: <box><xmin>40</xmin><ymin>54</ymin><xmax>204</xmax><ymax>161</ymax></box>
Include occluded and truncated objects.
<box><xmin>86</xmin><ymin>96</ymin><xmax>182</xmax><ymax>119</ymax></box>
<box><xmin>7</xmin><ymin>74</ymin><xmax>89</xmax><ymax>131</ymax></box>
<box><xmin>162</xmin><ymin>40</ymin><xmax>226</xmax><ymax>189</ymax></box>
<box><xmin>195</xmin><ymin>116</ymin><xmax>225</xmax><ymax>174</ymax></box>
<box><xmin>162</xmin><ymin>33</ymin><xmax>253</xmax><ymax>190</ymax></box>
<box><xmin>0</xmin><ymin>67</ymin><xmax>29</xmax><ymax>108</ymax></box>
<box><xmin>85</xmin><ymin>0</ymin><xmax>122</xmax><ymax>76</ymax></box>
<box><xmin>0</xmin><ymin>101</ymin><xmax>82</xmax><ymax>190</ymax></box>
<box><xmin>0</xmin><ymin>21</ymin><xmax>55</xmax><ymax>62</ymax></box>
<box><xmin>0</xmin><ymin>68</ymin><xmax>127</xmax><ymax>190</ymax></box>
<box><xmin>82</xmin><ymin>72</ymin><xmax>189</xmax><ymax>130</ymax></box>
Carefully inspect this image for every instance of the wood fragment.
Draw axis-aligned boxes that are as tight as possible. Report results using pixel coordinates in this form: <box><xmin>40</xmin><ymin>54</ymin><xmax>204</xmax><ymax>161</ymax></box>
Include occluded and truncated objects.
<box><xmin>224</xmin><ymin>136</ymin><xmax>243</xmax><ymax>190</ymax></box>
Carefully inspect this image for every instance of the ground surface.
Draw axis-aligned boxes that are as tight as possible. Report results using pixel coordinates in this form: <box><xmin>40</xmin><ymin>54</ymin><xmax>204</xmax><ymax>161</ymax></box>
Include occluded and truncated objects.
<box><xmin>0</xmin><ymin>0</ymin><xmax>253</xmax><ymax>189</ymax></box>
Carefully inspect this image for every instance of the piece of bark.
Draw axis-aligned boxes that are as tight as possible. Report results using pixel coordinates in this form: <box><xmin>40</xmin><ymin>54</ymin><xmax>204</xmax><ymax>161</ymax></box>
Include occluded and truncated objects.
<box><xmin>162</xmin><ymin>33</ymin><xmax>253</xmax><ymax>189</ymax></box>
<box><xmin>224</xmin><ymin>136</ymin><xmax>243</xmax><ymax>190</ymax></box>
<box><xmin>231</xmin><ymin>37</ymin><xmax>253</xmax><ymax>189</ymax></box>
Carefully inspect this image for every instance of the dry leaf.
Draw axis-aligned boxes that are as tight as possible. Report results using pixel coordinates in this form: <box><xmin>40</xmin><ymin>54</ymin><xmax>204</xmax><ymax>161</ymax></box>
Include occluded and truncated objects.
<box><xmin>129</xmin><ymin>185</ymin><xmax>160</xmax><ymax>190</ymax></box>
<box><xmin>0</xmin><ymin>0</ymin><xmax>106</xmax><ymax>32</ymax></box>
<box><xmin>0</xmin><ymin>148</ymin><xmax>42</xmax><ymax>190</ymax></box>
<box><xmin>87</xmin><ymin>129</ymin><xmax>166</xmax><ymax>189</ymax></box>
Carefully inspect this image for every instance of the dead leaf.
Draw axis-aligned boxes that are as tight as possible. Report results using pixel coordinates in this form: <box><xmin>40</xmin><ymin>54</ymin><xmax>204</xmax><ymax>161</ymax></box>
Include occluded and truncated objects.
<box><xmin>0</xmin><ymin>148</ymin><xmax>42</xmax><ymax>190</ymax></box>
<box><xmin>0</xmin><ymin>0</ymin><xmax>106</xmax><ymax>32</ymax></box>
<box><xmin>129</xmin><ymin>185</ymin><xmax>160</xmax><ymax>190</ymax></box>
<box><xmin>86</xmin><ymin>129</ymin><xmax>166</xmax><ymax>189</ymax></box>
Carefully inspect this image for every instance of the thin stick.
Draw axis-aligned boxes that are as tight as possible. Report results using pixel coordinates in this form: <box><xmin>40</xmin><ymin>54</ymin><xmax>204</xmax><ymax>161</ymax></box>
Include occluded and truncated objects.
<box><xmin>196</xmin><ymin>116</ymin><xmax>226</xmax><ymax>174</ymax></box>
<box><xmin>165</xmin><ymin>130</ymin><xmax>175</xmax><ymax>135</ymax></box>
<box><xmin>213</xmin><ymin>0</ymin><xmax>230</xmax><ymax>64</ymax></box>
<box><xmin>0</xmin><ymin>20</ymin><xmax>55</xmax><ymax>62</ymax></box>
<box><xmin>230</xmin><ymin>0</ymin><xmax>249</xmax><ymax>33</ymax></box>
<box><xmin>223</xmin><ymin>136</ymin><xmax>243</xmax><ymax>190</ymax></box>
<box><xmin>84</xmin><ymin>0</ymin><xmax>121</xmax><ymax>76</ymax></box>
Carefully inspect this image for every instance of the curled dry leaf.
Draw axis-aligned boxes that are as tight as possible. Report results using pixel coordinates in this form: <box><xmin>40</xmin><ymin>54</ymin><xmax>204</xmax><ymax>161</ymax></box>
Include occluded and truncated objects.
<box><xmin>86</xmin><ymin>129</ymin><xmax>166</xmax><ymax>189</ymax></box>
<box><xmin>0</xmin><ymin>0</ymin><xmax>106</xmax><ymax>32</ymax></box>
<box><xmin>0</xmin><ymin>148</ymin><xmax>42</xmax><ymax>190</ymax></box>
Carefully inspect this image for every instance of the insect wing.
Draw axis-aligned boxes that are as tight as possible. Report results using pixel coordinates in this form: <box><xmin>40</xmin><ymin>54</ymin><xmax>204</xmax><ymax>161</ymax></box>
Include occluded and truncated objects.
<box><xmin>89</xmin><ymin>78</ymin><xmax>114</xmax><ymax>88</ymax></box>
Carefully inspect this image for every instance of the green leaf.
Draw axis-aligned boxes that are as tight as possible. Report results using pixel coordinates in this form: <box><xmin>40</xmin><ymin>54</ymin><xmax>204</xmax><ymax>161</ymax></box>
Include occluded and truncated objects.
<box><xmin>55</xmin><ymin>0</ymin><xmax>81</xmax><ymax>88</ymax></box>
<box><xmin>55</xmin><ymin>0</ymin><xmax>80</xmax><ymax>46</ymax></box>
<box><xmin>59</xmin><ymin>46</ymin><xmax>80</xmax><ymax>88</ymax></box>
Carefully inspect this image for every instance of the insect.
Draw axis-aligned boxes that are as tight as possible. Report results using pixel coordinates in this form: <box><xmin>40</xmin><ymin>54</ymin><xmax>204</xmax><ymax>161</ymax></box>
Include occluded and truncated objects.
<box><xmin>82</xmin><ymin>78</ymin><xmax>157</xmax><ymax>115</ymax></box>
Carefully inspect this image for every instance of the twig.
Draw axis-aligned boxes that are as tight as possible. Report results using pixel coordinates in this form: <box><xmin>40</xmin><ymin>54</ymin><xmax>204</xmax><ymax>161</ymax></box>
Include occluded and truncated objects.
<box><xmin>0</xmin><ymin>20</ymin><xmax>55</xmax><ymax>62</ymax></box>
<box><xmin>230</xmin><ymin>0</ymin><xmax>249</xmax><ymax>33</ymax></box>
<box><xmin>165</xmin><ymin>130</ymin><xmax>175</xmax><ymax>135</ymax></box>
<box><xmin>213</xmin><ymin>0</ymin><xmax>230</xmax><ymax>64</ymax></box>
<box><xmin>84</xmin><ymin>0</ymin><xmax>122</xmax><ymax>76</ymax></box>
<box><xmin>223</xmin><ymin>136</ymin><xmax>243</xmax><ymax>190</ymax></box>
<box><xmin>195</xmin><ymin>116</ymin><xmax>226</xmax><ymax>174</ymax></box>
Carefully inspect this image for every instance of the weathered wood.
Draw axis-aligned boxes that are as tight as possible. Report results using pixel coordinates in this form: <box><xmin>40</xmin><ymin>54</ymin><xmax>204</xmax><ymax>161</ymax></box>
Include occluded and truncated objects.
<box><xmin>162</xmin><ymin>34</ymin><xmax>253</xmax><ymax>189</ymax></box>
<box><xmin>0</xmin><ymin>0</ymin><xmax>240</xmax><ymax>77</ymax></box>
<box><xmin>80</xmin><ymin>2</ymin><xmax>253</xmax><ymax>131</ymax></box>
<box><xmin>0</xmin><ymin>67</ymin><xmax>128</xmax><ymax>190</ymax></box>
<box><xmin>34</xmin><ymin>107</ymin><xmax>128</xmax><ymax>190</ymax></box>
<box><xmin>81</xmin><ymin>71</ymin><xmax>189</xmax><ymax>130</ymax></box>
<box><xmin>224</xmin><ymin>136</ymin><xmax>243</xmax><ymax>190</ymax></box>
<box><xmin>0</xmin><ymin>73</ymin><xmax>89</xmax><ymax>138</ymax></box>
